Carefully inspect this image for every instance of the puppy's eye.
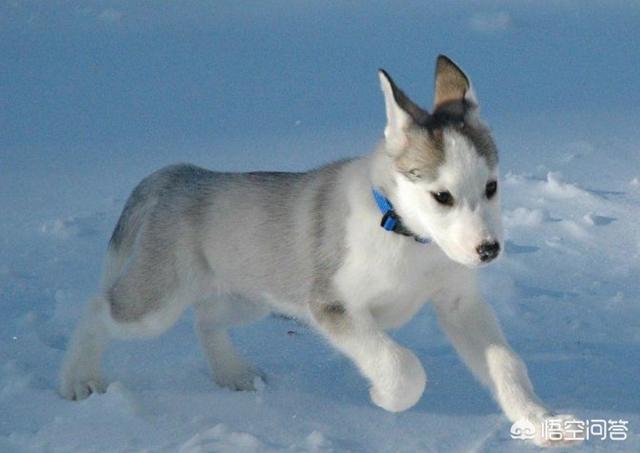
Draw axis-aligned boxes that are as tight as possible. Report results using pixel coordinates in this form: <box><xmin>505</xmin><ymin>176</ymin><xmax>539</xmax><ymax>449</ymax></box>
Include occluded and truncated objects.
<box><xmin>431</xmin><ymin>191</ymin><xmax>454</xmax><ymax>206</ymax></box>
<box><xmin>485</xmin><ymin>181</ymin><xmax>498</xmax><ymax>199</ymax></box>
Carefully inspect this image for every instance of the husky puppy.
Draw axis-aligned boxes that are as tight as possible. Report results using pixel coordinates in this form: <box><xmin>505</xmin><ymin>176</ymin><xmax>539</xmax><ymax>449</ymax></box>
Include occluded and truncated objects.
<box><xmin>60</xmin><ymin>56</ymin><xmax>578</xmax><ymax>447</ymax></box>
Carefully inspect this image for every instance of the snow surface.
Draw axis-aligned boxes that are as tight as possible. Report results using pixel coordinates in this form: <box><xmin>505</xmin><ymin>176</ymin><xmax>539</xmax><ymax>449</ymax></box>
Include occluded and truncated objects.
<box><xmin>1</xmin><ymin>1</ymin><xmax>639</xmax><ymax>452</ymax></box>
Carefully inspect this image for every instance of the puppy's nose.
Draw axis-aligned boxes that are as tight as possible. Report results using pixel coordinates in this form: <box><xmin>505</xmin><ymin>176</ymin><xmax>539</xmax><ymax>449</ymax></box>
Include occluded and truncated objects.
<box><xmin>476</xmin><ymin>241</ymin><xmax>500</xmax><ymax>262</ymax></box>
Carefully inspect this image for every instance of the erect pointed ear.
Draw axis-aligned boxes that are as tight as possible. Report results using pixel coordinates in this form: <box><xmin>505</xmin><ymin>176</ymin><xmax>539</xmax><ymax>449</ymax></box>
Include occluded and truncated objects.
<box><xmin>378</xmin><ymin>69</ymin><xmax>426</xmax><ymax>151</ymax></box>
<box><xmin>434</xmin><ymin>55</ymin><xmax>477</xmax><ymax>110</ymax></box>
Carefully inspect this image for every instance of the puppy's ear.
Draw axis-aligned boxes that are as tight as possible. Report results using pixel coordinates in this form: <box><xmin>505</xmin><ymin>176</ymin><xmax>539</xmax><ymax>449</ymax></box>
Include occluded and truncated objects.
<box><xmin>378</xmin><ymin>69</ymin><xmax>427</xmax><ymax>152</ymax></box>
<box><xmin>433</xmin><ymin>55</ymin><xmax>477</xmax><ymax>110</ymax></box>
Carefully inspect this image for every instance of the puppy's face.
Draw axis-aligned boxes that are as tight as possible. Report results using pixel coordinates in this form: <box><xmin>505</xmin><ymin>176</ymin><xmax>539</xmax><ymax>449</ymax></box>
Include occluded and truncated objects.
<box><xmin>392</xmin><ymin>125</ymin><xmax>502</xmax><ymax>267</ymax></box>
<box><xmin>379</xmin><ymin>56</ymin><xmax>503</xmax><ymax>267</ymax></box>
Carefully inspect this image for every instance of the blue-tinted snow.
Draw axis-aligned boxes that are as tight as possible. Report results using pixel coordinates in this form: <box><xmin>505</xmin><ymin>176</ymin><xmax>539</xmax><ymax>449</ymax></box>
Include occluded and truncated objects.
<box><xmin>1</xmin><ymin>2</ymin><xmax>639</xmax><ymax>451</ymax></box>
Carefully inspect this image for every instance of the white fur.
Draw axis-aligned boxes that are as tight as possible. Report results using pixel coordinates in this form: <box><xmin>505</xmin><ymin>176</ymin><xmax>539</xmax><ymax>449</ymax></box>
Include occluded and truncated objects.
<box><xmin>396</xmin><ymin>130</ymin><xmax>503</xmax><ymax>266</ymax></box>
<box><xmin>378</xmin><ymin>71</ymin><xmax>411</xmax><ymax>151</ymax></box>
<box><xmin>323</xmin><ymin>152</ymin><xmax>577</xmax><ymax>446</ymax></box>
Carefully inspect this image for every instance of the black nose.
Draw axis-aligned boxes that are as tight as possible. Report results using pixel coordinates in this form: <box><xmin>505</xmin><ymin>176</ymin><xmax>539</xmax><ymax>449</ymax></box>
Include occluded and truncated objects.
<box><xmin>476</xmin><ymin>241</ymin><xmax>500</xmax><ymax>262</ymax></box>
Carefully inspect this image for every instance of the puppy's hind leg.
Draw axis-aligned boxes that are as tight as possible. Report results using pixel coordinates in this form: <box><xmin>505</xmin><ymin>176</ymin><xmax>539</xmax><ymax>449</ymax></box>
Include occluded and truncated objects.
<box><xmin>60</xmin><ymin>248</ymin><xmax>190</xmax><ymax>400</ymax></box>
<box><xmin>58</xmin><ymin>295</ymin><xmax>110</xmax><ymax>400</ymax></box>
<box><xmin>194</xmin><ymin>296</ymin><xmax>269</xmax><ymax>391</ymax></box>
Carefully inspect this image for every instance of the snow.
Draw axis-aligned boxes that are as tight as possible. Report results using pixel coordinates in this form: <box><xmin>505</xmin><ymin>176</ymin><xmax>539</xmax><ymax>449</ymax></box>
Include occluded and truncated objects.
<box><xmin>1</xmin><ymin>1</ymin><xmax>639</xmax><ymax>452</ymax></box>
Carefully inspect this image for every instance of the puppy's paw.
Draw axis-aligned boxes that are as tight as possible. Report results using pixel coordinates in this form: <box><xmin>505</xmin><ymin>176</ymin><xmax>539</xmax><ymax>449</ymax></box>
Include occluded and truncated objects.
<box><xmin>59</xmin><ymin>373</ymin><xmax>106</xmax><ymax>401</ymax></box>
<box><xmin>369</xmin><ymin>347</ymin><xmax>426</xmax><ymax>412</ymax></box>
<box><xmin>215</xmin><ymin>363</ymin><xmax>264</xmax><ymax>392</ymax></box>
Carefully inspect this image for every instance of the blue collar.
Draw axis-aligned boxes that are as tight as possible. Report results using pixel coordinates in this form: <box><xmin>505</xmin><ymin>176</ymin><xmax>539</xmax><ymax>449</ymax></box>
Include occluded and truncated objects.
<box><xmin>371</xmin><ymin>188</ymin><xmax>430</xmax><ymax>244</ymax></box>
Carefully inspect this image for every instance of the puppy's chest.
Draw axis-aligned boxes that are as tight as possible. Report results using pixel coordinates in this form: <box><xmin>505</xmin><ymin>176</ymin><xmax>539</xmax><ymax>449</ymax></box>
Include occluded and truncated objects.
<box><xmin>334</xmin><ymin>241</ymin><xmax>444</xmax><ymax>328</ymax></box>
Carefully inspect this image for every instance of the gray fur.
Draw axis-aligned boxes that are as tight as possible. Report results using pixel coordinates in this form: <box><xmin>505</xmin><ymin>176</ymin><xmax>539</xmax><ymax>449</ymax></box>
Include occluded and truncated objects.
<box><xmin>310</xmin><ymin>301</ymin><xmax>351</xmax><ymax>336</ymax></box>
<box><xmin>458</xmin><ymin>120</ymin><xmax>498</xmax><ymax>168</ymax></box>
<box><xmin>309</xmin><ymin>161</ymin><xmax>350</xmax><ymax>306</ymax></box>
<box><xmin>379</xmin><ymin>72</ymin><xmax>498</xmax><ymax>179</ymax></box>
<box><xmin>107</xmin><ymin>161</ymin><xmax>351</xmax><ymax>323</ymax></box>
<box><xmin>390</xmin><ymin>110</ymin><xmax>498</xmax><ymax>179</ymax></box>
<box><xmin>431</xmin><ymin>108</ymin><xmax>498</xmax><ymax>170</ymax></box>
<box><xmin>394</xmin><ymin>126</ymin><xmax>446</xmax><ymax>181</ymax></box>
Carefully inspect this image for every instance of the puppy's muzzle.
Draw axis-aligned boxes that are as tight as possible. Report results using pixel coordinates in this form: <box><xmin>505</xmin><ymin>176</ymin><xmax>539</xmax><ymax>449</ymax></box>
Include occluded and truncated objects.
<box><xmin>476</xmin><ymin>241</ymin><xmax>500</xmax><ymax>263</ymax></box>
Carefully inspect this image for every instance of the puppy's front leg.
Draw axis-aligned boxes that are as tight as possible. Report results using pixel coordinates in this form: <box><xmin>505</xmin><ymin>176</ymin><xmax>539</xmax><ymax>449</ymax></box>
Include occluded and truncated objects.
<box><xmin>433</xmin><ymin>278</ymin><xmax>579</xmax><ymax>447</ymax></box>
<box><xmin>310</xmin><ymin>301</ymin><xmax>426</xmax><ymax>412</ymax></box>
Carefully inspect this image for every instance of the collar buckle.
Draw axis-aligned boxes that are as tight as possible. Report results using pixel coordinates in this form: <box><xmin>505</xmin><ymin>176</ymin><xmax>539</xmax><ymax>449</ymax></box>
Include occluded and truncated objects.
<box><xmin>380</xmin><ymin>210</ymin><xmax>399</xmax><ymax>231</ymax></box>
<box><xmin>372</xmin><ymin>188</ymin><xmax>430</xmax><ymax>245</ymax></box>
